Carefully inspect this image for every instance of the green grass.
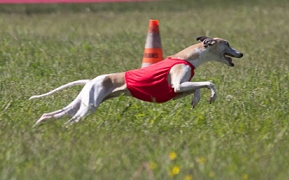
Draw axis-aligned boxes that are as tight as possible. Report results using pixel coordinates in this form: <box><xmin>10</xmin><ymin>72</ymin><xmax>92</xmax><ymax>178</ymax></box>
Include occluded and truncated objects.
<box><xmin>1</xmin><ymin>0</ymin><xmax>289</xmax><ymax>179</ymax></box>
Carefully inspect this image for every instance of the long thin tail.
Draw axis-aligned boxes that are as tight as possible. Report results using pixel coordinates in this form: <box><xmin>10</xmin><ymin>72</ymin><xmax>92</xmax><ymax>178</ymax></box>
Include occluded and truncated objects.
<box><xmin>29</xmin><ymin>79</ymin><xmax>90</xmax><ymax>100</ymax></box>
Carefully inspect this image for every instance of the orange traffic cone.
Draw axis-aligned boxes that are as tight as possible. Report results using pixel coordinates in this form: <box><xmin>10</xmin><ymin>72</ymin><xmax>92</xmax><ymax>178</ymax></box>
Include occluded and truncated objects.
<box><xmin>141</xmin><ymin>20</ymin><xmax>163</xmax><ymax>68</ymax></box>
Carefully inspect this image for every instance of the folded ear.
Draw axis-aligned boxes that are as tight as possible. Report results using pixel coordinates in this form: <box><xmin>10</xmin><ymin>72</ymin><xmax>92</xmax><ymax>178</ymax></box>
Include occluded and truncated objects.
<box><xmin>196</xmin><ymin>36</ymin><xmax>210</xmax><ymax>42</ymax></box>
<box><xmin>196</xmin><ymin>36</ymin><xmax>216</xmax><ymax>48</ymax></box>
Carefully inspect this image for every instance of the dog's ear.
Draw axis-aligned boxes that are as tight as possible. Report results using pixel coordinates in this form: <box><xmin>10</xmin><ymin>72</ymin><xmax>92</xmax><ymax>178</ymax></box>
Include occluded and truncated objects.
<box><xmin>196</xmin><ymin>36</ymin><xmax>216</xmax><ymax>48</ymax></box>
<box><xmin>196</xmin><ymin>36</ymin><xmax>209</xmax><ymax>42</ymax></box>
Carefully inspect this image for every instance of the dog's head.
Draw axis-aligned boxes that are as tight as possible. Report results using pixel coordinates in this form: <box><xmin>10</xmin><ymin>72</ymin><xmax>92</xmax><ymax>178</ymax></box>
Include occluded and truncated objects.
<box><xmin>196</xmin><ymin>36</ymin><xmax>243</xmax><ymax>67</ymax></box>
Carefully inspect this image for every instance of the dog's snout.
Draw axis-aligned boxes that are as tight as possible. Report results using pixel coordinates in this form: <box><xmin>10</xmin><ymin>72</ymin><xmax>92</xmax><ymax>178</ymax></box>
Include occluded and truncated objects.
<box><xmin>239</xmin><ymin>53</ymin><xmax>243</xmax><ymax>57</ymax></box>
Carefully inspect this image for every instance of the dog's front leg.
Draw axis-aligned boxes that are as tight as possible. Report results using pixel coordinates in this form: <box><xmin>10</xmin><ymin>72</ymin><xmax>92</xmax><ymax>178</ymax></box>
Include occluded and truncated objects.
<box><xmin>173</xmin><ymin>89</ymin><xmax>201</xmax><ymax>108</ymax></box>
<box><xmin>175</xmin><ymin>81</ymin><xmax>217</xmax><ymax>104</ymax></box>
<box><xmin>191</xmin><ymin>89</ymin><xmax>201</xmax><ymax>108</ymax></box>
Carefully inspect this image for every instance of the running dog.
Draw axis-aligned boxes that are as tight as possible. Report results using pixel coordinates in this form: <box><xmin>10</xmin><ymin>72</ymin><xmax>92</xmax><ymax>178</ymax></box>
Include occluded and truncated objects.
<box><xmin>30</xmin><ymin>36</ymin><xmax>243</xmax><ymax>125</ymax></box>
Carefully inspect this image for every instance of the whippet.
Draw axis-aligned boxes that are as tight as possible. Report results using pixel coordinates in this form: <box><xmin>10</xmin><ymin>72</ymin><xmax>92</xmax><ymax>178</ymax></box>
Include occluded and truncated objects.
<box><xmin>30</xmin><ymin>36</ymin><xmax>243</xmax><ymax>125</ymax></box>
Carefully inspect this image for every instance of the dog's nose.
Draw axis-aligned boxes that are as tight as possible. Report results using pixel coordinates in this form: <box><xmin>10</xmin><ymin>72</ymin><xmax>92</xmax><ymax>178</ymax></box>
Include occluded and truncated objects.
<box><xmin>239</xmin><ymin>53</ymin><xmax>243</xmax><ymax>58</ymax></box>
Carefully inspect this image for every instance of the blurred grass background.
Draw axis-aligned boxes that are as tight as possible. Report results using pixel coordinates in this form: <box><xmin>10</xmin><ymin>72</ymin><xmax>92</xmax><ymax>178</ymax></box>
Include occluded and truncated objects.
<box><xmin>0</xmin><ymin>0</ymin><xmax>289</xmax><ymax>179</ymax></box>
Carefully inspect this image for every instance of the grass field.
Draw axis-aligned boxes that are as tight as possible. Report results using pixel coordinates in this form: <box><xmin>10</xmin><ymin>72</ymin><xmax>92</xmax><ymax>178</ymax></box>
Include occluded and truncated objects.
<box><xmin>1</xmin><ymin>0</ymin><xmax>289</xmax><ymax>179</ymax></box>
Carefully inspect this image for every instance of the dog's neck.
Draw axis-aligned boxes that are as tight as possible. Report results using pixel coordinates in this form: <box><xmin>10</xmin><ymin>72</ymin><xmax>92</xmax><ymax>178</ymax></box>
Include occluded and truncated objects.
<box><xmin>169</xmin><ymin>43</ymin><xmax>213</xmax><ymax>69</ymax></box>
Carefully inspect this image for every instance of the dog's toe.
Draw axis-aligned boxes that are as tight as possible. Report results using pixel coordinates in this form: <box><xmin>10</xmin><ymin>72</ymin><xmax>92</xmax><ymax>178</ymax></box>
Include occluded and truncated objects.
<box><xmin>209</xmin><ymin>95</ymin><xmax>217</xmax><ymax>104</ymax></box>
<box><xmin>34</xmin><ymin>115</ymin><xmax>48</xmax><ymax>126</ymax></box>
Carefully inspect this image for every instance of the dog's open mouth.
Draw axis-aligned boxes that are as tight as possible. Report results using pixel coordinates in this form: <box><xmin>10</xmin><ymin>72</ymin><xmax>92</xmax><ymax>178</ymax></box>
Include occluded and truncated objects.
<box><xmin>224</xmin><ymin>52</ymin><xmax>235</xmax><ymax>67</ymax></box>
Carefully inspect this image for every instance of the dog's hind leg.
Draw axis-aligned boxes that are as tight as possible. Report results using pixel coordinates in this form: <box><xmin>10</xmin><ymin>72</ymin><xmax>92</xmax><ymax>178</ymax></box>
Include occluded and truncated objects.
<box><xmin>65</xmin><ymin>105</ymin><xmax>90</xmax><ymax>125</ymax></box>
<box><xmin>65</xmin><ymin>75</ymin><xmax>115</xmax><ymax>125</ymax></box>
<box><xmin>65</xmin><ymin>88</ymin><xmax>113</xmax><ymax>125</ymax></box>
<box><xmin>34</xmin><ymin>97</ymin><xmax>81</xmax><ymax>125</ymax></box>
<box><xmin>65</xmin><ymin>73</ymin><xmax>128</xmax><ymax>125</ymax></box>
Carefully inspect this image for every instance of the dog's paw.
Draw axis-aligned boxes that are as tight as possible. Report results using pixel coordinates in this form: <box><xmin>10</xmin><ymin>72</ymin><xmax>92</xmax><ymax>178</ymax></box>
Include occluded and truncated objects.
<box><xmin>209</xmin><ymin>92</ymin><xmax>217</xmax><ymax>104</ymax></box>
<box><xmin>208</xmin><ymin>82</ymin><xmax>217</xmax><ymax>104</ymax></box>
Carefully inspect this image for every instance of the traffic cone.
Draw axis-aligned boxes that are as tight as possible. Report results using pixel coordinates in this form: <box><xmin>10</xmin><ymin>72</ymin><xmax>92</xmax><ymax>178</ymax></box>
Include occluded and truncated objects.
<box><xmin>141</xmin><ymin>20</ymin><xmax>163</xmax><ymax>68</ymax></box>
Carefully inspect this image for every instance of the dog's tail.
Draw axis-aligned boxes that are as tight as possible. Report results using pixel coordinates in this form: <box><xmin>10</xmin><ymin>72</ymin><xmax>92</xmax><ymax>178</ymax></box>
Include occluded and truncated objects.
<box><xmin>29</xmin><ymin>79</ymin><xmax>90</xmax><ymax>100</ymax></box>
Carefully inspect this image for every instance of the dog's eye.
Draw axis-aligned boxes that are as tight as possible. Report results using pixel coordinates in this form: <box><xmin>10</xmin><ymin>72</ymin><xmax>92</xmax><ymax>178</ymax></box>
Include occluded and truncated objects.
<box><xmin>225</xmin><ymin>42</ymin><xmax>230</xmax><ymax>46</ymax></box>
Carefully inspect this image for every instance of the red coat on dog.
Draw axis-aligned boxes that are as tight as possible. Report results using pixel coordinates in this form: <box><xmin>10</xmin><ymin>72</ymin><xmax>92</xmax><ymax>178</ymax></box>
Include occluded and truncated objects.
<box><xmin>125</xmin><ymin>58</ymin><xmax>195</xmax><ymax>103</ymax></box>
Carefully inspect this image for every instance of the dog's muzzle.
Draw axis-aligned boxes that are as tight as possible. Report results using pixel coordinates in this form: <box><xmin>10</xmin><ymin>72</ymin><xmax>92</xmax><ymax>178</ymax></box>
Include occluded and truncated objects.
<box><xmin>223</xmin><ymin>49</ymin><xmax>243</xmax><ymax>67</ymax></box>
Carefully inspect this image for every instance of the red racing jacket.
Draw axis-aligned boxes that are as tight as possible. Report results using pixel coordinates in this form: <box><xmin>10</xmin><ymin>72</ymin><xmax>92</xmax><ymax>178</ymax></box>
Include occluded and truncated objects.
<box><xmin>125</xmin><ymin>57</ymin><xmax>195</xmax><ymax>103</ymax></box>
